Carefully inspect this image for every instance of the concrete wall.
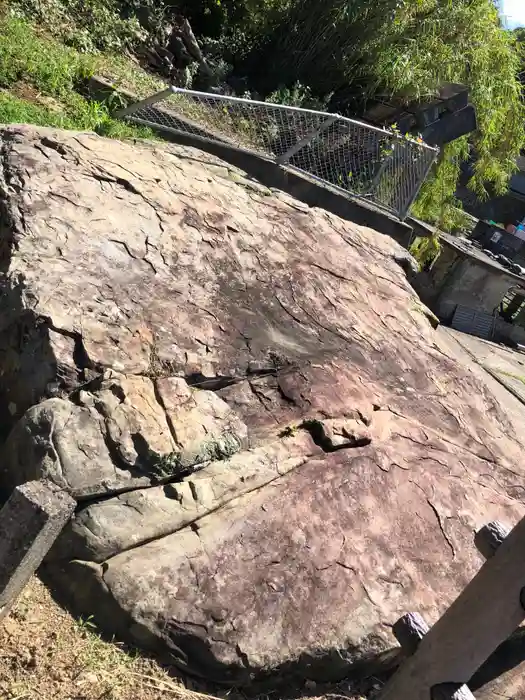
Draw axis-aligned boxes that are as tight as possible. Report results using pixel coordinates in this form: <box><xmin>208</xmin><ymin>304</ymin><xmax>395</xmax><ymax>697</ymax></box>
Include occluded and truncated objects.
<box><xmin>413</xmin><ymin>244</ymin><xmax>519</xmax><ymax>323</ymax></box>
<box><xmin>494</xmin><ymin>318</ymin><xmax>525</xmax><ymax>346</ymax></box>
<box><xmin>434</xmin><ymin>258</ymin><xmax>516</xmax><ymax>322</ymax></box>
<box><xmin>412</xmin><ymin>244</ymin><xmax>461</xmax><ymax>311</ymax></box>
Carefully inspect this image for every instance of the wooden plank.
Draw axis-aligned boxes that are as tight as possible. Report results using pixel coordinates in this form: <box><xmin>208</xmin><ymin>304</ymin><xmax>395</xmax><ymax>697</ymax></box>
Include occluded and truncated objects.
<box><xmin>472</xmin><ymin>521</ymin><xmax>525</xmax><ymax>700</ymax></box>
<box><xmin>393</xmin><ymin>614</ymin><xmax>474</xmax><ymax>699</ymax></box>
<box><xmin>379</xmin><ymin>514</ymin><xmax>525</xmax><ymax>700</ymax></box>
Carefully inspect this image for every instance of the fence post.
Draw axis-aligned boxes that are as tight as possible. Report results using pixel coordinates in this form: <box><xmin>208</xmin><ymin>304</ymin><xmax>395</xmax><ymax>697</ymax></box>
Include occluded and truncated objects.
<box><xmin>378</xmin><ymin>514</ymin><xmax>525</xmax><ymax>700</ymax></box>
<box><xmin>275</xmin><ymin>114</ymin><xmax>339</xmax><ymax>165</ymax></box>
<box><xmin>474</xmin><ymin>521</ymin><xmax>510</xmax><ymax>559</ymax></box>
<box><xmin>393</xmin><ymin>612</ymin><xmax>430</xmax><ymax>655</ymax></box>
<box><xmin>114</xmin><ymin>87</ymin><xmax>175</xmax><ymax>119</ymax></box>
<box><xmin>397</xmin><ymin>147</ymin><xmax>437</xmax><ymax>220</ymax></box>
<box><xmin>369</xmin><ymin>149</ymin><xmax>394</xmax><ymax>195</ymax></box>
<box><xmin>0</xmin><ymin>480</ymin><xmax>76</xmax><ymax>623</ymax></box>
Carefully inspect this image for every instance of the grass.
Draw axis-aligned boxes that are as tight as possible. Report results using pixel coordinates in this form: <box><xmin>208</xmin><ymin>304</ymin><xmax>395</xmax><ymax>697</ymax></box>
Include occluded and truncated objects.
<box><xmin>0</xmin><ymin>577</ymin><xmax>220</xmax><ymax>700</ymax></box>
<box><xmin>0</xmin><ymin>14</ymin><xmax>155</xmax><ymax>139</ymax></box>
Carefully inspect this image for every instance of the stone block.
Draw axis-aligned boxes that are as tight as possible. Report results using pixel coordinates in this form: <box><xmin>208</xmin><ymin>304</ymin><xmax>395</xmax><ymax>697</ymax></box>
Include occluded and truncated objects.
<box><xmin>0</xmin><ymin>480</ymin><xmax>76</xmax><ymax>622</ymax></box>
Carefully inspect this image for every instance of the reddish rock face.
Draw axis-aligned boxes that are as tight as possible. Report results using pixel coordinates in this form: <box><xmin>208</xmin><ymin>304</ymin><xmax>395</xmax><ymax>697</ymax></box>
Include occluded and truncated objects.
<box><xmin>0</xmin><ymin>125</ymin><xmax>524</xmax><ymax>683</ymax></box>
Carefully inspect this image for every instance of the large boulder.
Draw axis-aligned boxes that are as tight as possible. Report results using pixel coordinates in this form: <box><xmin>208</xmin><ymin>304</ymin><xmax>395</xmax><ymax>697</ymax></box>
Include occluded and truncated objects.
<box><xmin>0</xmin><ymin>124</ymin><xmax>524</xmax><ymax>683</ymax></box>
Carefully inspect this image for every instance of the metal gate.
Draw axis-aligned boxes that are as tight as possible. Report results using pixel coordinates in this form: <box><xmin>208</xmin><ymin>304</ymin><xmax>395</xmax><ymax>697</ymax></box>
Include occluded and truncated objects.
<box><xmin>451</xmin><ymin>305</ymin><xmax>496</xmax><ymax>340</ymax></box>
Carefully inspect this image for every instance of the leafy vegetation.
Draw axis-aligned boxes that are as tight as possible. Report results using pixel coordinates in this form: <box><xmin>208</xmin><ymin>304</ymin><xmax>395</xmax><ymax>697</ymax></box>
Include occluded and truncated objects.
<box><xmin>409</xmin><ymin>234</ymin><xmax>442</xmax><ymax>270</ymax></box>
<box><xmin>404</xmin><ymin>1</ymin><xmax>525</xmax><ymax>229</ymax></box>
<box><xmin>1</xmin><ymin>0</ymin><xmax>524</xmax><ymax>230</ymax></box>
<box><xmin>238</xmin><ymin>0</ymin><xmax>525</xmax><ymax>230</ymax></box>
<box><xmin>0</xmin><ymin>14</ymin><xmax>154</xmax><ymax>138</ymax></box>
<box><xmin>10</xmin><ymin>0</ymin><xmax>143</xmax><ymax>53</ymax></box>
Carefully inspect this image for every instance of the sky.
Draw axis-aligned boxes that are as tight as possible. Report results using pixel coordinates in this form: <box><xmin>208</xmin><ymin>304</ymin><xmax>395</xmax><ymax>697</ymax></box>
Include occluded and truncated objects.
<box><xmin>500</xmin><ymin>0</ymin><xmax>525</xmax><ymax>28</ymax></box>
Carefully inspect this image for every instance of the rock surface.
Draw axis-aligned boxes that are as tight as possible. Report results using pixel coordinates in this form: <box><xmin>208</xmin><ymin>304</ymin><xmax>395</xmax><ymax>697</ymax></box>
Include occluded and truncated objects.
<box><xmin>0</xmin><ymin>124</ymin><xmax>525</xmax><ymax>683</ymax></box>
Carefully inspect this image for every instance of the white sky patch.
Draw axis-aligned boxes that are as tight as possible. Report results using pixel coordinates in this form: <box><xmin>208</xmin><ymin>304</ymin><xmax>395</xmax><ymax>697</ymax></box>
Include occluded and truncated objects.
<box><xmin>501</xmin><ymin>0</ymin><xmax>525</xmax><ymax>28</ymax></box>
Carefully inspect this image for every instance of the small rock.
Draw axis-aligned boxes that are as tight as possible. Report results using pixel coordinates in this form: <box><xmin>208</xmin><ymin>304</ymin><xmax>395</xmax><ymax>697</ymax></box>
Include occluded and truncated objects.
<box><xmin>1</xmin><ymin>617</ymin><xmax>18</xmax><ymax>637</ymax></box>
<box><xmin>50</xmin><ymin>668</ymin><xmax>68</xmax><ymax>682</ymax></box>
<box><xmin>76</xmin><ymin>671</ymin><xmax>99</xmax><ymax>686</ymax></box>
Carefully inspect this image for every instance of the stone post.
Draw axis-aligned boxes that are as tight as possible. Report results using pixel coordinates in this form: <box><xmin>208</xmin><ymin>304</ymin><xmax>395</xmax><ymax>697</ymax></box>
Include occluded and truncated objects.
<box><xmin>0</xmin><ymin>480</ymin><xmax>76</xmax><ymax>622</ymax></box>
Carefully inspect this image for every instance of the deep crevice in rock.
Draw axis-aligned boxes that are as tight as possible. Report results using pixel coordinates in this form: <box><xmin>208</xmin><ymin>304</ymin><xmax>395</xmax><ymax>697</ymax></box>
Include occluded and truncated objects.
<box><xmin>301</xmin><ymin>419</ymin><xmax>372</xmax><ymax>452</ymax></box>
<box><xmin>185</xmin><ymin>364</ymin><xmax>297</xmax><ymax>392</ymax></box>
<box><xmin>43</xmin><ymin>321</ymin><xmax>105</xmax><ymax>398</ymax></box>
<box><xmin>152</xmin><ymin>378</ymin><xmax>179</xmax><ymax>446</ymax></box>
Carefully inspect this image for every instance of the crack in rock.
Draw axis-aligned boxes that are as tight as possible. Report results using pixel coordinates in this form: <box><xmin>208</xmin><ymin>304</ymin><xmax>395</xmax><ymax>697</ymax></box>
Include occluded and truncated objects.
<box><xmin>301</xmin><ymin>418</ymin><xmax>372</xmax><ymax>452</ymax></box>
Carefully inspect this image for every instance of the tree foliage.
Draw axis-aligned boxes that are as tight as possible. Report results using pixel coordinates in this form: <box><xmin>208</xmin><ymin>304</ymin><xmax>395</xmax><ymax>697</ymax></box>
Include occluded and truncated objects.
<box><xmin>7</xmin><ymin>0</ymin><xmax>525</xmax><ymax>230</ymax></box>
<box><xmin>241</xmin><ymin>0</ymin><xmax>525</xmax><ymax>228</ymax></box>
<box><xmin>390</xmin><ymin>0</ymin><xmax>525</xmax><ymax>223</ymax></box>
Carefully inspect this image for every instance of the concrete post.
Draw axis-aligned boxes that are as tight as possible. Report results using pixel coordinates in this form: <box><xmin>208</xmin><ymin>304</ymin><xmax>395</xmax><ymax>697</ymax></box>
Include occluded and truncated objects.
<box><xmin>0</xmin><ymin>480</ymin><xmax>76</xmax><ymax>622</ymax></box>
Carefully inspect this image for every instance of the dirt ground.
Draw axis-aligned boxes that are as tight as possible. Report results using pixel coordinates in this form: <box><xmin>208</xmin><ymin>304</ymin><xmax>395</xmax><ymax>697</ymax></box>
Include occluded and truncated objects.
<box><xmin>0</xmin><ymin>578</ymin><xmax>372</xmax><ymax>700</ymax></box>
<box><xmin>0</xmin><ymin>577</ymin><xmax>214</xmax><ymax>700</ymax></box>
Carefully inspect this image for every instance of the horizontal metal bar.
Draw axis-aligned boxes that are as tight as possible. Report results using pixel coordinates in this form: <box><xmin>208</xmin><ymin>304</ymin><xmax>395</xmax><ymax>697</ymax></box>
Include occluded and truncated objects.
<box><xmin>114</xmin><ymin>84</ymin><xmax>437</xmax><ymax>154</ymax></box>
<box><xmin>114</xmin><ymin>87</ymin><xmax>175</xmax><ymax>119</ymax></box>
<box><xmin>170</xmin><ymin>87</ymin><xmax>437</xmax><ymax>151</ymax></box>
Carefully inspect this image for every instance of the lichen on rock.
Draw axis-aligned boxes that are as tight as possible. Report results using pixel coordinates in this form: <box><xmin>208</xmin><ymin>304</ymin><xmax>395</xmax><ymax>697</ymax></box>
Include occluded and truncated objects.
<box><xmin>143</xmin><ymin>430</ymin><xmax>244</xmax><ymax>481</ymax></box>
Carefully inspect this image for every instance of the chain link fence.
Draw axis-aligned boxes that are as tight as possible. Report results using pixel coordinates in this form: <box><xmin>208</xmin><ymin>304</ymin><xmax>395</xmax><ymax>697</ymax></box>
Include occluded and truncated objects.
<box><xmin>116</xmin><ymin>86</ymin><xmax>438</xmax><ymax>220</ymax></box>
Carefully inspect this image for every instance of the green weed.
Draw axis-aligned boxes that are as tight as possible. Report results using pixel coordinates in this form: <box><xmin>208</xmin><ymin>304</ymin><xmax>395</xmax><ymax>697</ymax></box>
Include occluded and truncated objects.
<box><xmin>0</xmin><ymin>16</ymin><xmax>94</xmax><ymax>95</ymax></box>
<box><xmin>498</xmin><ymin>370</ymin><xmax>525</xmax><ymax>387</ymax></box>
<box><xmin>0</xmin><ymin>16</ymin><xmax>155</xmax><ymax>139</ymax></box>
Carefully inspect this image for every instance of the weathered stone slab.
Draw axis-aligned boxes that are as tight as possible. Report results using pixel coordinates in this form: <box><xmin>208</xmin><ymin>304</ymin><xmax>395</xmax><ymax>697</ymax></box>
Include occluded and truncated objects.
<box><xmin>0</xmin><ymin>125</ymin><xmax>524</xmax><ymax>684</ymax></box>
<box><xmin>57</xmin><ymin>430</ymin><xmax>524</xmax><ymax>681</ymax></box>
<box><xmin>1</xmin><ymin>374</ymin><xmax>248</xmax><ymax>499</ymax></box>
<box><xmin>50</xmin><ymin>432</ymin><xmax>319</xmax><ymax>562</ymax></box>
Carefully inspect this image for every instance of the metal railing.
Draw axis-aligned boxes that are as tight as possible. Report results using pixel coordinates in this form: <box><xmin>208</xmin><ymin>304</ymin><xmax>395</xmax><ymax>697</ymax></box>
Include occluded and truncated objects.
<box><xmin>116</xmin><ymin>87</ymin><xmax>438</xmax><ymax>220</ymax></box>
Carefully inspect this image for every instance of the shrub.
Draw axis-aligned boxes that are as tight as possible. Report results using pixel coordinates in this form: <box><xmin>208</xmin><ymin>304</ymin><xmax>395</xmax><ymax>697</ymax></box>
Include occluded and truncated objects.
<box><xmin>10</xmin><ymin>0</ymin><xmax>143</xmax><ymax>53</ymax></box>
